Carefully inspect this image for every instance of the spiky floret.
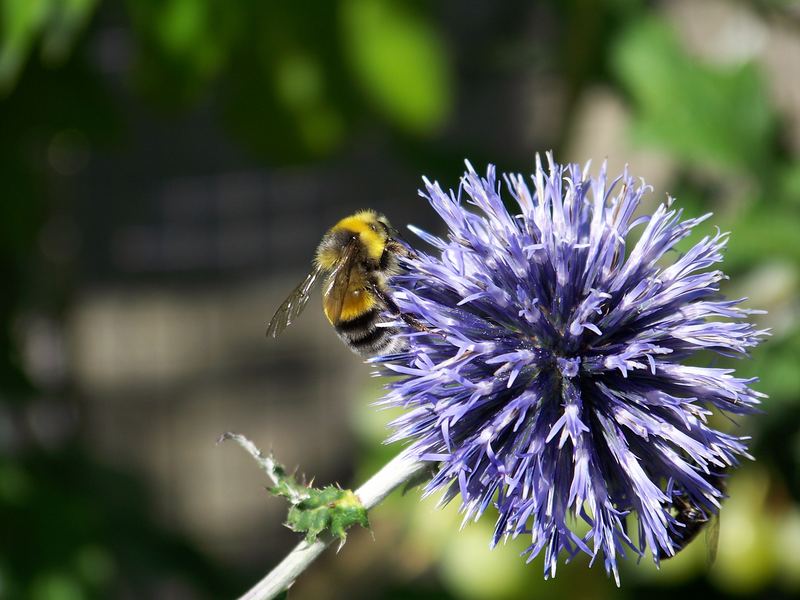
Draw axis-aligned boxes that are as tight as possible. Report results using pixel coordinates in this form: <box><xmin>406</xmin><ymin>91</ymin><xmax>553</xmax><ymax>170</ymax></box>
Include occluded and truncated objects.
<box><xmin>372</xmin><ymin>154</ymin><xmax>767</xmax><ymax>584</ymax></box>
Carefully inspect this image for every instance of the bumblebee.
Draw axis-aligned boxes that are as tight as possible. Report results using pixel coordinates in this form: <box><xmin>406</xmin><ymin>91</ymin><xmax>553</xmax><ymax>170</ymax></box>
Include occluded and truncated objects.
<box><xmin>659</xmin><ymin>473</ymin><xmax>725</xmax><ymax>563</ymax></box>
<box><xmin>266</xmin><ymin>210</ymin><xmax>425</xmax><ymax>356</ymax></box>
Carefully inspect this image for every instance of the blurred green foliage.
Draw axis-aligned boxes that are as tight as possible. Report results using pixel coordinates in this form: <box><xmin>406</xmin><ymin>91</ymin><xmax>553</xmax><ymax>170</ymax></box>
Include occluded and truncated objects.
<box><xmin>122</xmin><ymin>0</ymin><xmax>451</xmax><ymax>161</ymax></box>
<box><xmin>341</xmin><ymin>0</ymin><xmax>451</xmax><ymax>133</ymax></box>
<box><xmin>2</xmin><ymin>0</ymin><xmax>799</xmax><ymax>599</ymax></box>
<box><xmin>0</xmin><ymin>0</ymin><xmax>97</xmax><ymax>94</ymax></box>
<box><xmin>0</xmin><ymin>452</ymin><xmax>239</xmax><ymax>599</ymax></box>
<box><xmin>612</xmin><ymin>17</ymin><xmax>774</xmax><ymax>173</ymax></box>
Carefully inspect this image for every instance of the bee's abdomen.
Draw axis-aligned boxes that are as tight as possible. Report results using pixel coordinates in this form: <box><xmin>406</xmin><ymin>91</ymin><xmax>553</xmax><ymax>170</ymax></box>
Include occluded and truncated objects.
<box><xmin>335</xmin><ymin>308</ymin><xmax>403</xmax><ymax>357</ymax></box>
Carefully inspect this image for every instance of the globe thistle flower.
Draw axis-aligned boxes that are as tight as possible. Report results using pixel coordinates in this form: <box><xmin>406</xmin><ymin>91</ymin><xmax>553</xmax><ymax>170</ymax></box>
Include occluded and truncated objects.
<box><xmin>373</xmin><ymin>154</ymin><xmax>766</xmax><ymax>584</ymax></box>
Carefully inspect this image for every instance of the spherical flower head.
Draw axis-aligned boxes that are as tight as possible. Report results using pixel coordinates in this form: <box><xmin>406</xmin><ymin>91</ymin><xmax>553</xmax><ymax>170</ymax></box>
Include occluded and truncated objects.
<box><xmin>373</xmin><ymin>154</ymin><xmax>767</xmax><ymax>584</ymax></box>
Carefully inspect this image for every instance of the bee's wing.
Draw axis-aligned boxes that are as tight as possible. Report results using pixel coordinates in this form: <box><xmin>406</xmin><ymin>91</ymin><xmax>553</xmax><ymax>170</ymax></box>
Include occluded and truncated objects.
<box><xmin>323</xmin><ymin>238</ymin><xmax>360</xmax><ymax>325</ymax></box>
<box><xmin>266</xmin><ymin>265</ymin><xmax>323</xmax><ymax>338</ymax></box>
<box><xmin>705</xmin><ymin>513</ymin><xmax>720</xmax><ymax>566</ymax></box>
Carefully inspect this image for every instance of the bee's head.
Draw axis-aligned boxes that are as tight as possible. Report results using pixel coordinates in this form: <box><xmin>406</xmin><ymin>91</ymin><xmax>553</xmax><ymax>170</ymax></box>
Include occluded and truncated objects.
<box><xmin>352</xmin><ymin>210</ymin><xmax>392</xmax><ymax>241</ymax></box>
<box><xmin>317</xmin><ymin>210</ymin><xmax>391</xmax><ymax>267</ymax></box>
<box><xmin>354</xmin><ymin>210</ymin><xmax>392</xmax><ymax>240</ymax></box>
<box><xmin>352</xmin><ymin>210</ymin><xmax>391</xmax><ymax>260</ymax></box>
<box><xmin>375</xmin><ymin>214</ymin><xmax>392</xmax><ymax>232</ymax></box>
<box><xmin>371</xmin><ymin>213</ymin><xmax>401</xmax><ymax>243</ymax></box>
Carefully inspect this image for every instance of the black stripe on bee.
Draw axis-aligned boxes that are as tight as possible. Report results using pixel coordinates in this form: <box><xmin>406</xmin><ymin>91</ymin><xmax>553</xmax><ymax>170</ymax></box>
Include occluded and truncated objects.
<box><xmin>336</xmin><ymin>317</ymin><xmax>404</xmax><ymax>356</ymax></box>
<box><xmin>350</xmin><ymin>326</ymin><xmax>389</xmax><ymax>348</ymax></box>
<box><xmin>336</xmin><ymin>309</ymin><xmax>380</xmax><ymax>332</ymax></box>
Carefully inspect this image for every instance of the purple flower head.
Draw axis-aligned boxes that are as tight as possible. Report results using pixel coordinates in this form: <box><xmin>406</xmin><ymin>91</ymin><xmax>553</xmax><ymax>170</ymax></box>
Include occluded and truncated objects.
<box><xmin>373</xmin><ymin>154</ymin><xmax>767</xmax><ymax>584</ymax></box>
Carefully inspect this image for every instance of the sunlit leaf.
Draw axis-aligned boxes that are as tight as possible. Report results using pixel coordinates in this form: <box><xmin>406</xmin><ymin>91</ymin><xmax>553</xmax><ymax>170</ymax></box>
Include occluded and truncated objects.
<box><xmin>341</xmin><ymin>0</ymin><xmax>451</xmax><ymax>134</ymax></box>
<box><xmin>0</xmin><ymin>0</ymin><xmax>49</xmax><ymax>92</ymax></box>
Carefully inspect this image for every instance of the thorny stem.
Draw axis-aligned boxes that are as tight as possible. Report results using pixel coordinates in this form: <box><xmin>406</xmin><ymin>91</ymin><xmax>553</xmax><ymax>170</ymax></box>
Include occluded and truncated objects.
<box><xmin>219</xmin><ymin>433</ymin><xmax>429</xmax><ymax>600</ymax></box>
<box><xmin>219</xmin><ymin>432</ymin><xmax>310</xmax><ymax>505</ymax></box>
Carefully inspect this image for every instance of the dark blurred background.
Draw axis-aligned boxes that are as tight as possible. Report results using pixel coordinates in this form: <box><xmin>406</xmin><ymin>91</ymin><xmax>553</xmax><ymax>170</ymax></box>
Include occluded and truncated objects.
<box><xmin>2</xmin><ymin>0</ymin><xmax>800</xmax><ymax>598</ymax></box>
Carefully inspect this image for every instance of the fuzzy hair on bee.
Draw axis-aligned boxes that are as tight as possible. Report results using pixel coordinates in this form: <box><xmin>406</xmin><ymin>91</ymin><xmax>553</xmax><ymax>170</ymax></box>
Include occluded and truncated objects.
<box><xmin>266</xmin><ymin>210</ymin><xmax>427</xmax><ymax>357</ymax></box>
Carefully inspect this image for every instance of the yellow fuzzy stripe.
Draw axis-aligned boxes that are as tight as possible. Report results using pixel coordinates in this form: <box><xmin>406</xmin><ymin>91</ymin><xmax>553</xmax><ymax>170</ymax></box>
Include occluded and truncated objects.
<box><xmin>323</xmin><ymin>289</ymin><xmax>376</xmax><ymax>324</ymax></box>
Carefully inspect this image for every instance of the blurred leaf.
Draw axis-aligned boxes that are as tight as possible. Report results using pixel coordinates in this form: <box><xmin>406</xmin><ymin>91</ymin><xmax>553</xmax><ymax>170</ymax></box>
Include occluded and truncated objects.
<box><xmin>612</xmin><ymin>18</ymin><xmax>774</xmax><ymax>173</ymax></box>
<box><xmin>0</xmin><ymin>463</ymin><xmax>31</xmax><ymax>504</ymax></box>
<box><xmin>39</xmin><ymin>0</ymin><xmax>97</xmax><ymax>64</ymax></box>
<box><xmin>0</xmin><ymin>0</ymin><xmax>49</xmax><ymax>92</ymax></box>
<box><xmin>274</xmin><ymin>53</ymin><xmax>325</xmax><ymax>111</ymax></box>
<box><xmin>439</xmin><ymin>524</ymin><xmax>528</xmax><ymax>600</ymax></box>
<box><xmin>0</xmin><ymin>0</ymin><xmax>97</xmax><ymax>95</ymax></box>
<box><xmin>780</xmin><ymin>162</ymin><xmax>800</xmax><ymax>204</ymax></box>
<box><xmin>0</xmin><ymin>452</ymin><xmax>241</xmax><ymax>599</ymax></box>
<box><xmin>740</xmin><ymin>328</ymin><xmax>800</xmax><ymax>402</ymax></box>
<box><xmin>217</xmin><ymin>2</ymin><xmax>351</xmax><ymax>162</ymax></box>
<box><xmin>710</xmin><ymin>467</ymin><xmax>776</xmax><ymax>593</ymax></box>
<box><xmin>341</xmin><ymin>0</ymin><xmax>451</xmax><ymax>134</ymax></box>
<box><xmin>723</xmin><ymin>205</ymin><xmax>800</xmax><ymax>269</ymax></box>
<box><xmin>30</xmin><ymin>572</ymin><xmax>84</xmax><ymax>600</ymax></box>
<box><xmin>272</xmin><ymin>51</ymin><xmax>346</xmax><ymax>154</ymax></box>
<box><xmin>74</xmin><ymin>546</ymin><xmax>115</xmax><ymax>588</ymax></box>
<box><xmin>126</xmin><ymin>0</ymin><xmax>238</xmax><ymax>106</ymax></box>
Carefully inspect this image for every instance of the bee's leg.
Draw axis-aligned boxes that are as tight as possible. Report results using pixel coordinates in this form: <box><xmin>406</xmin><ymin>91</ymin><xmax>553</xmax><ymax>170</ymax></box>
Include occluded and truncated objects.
<box><xmin>399</xmin><ymin>312</ymin><xmax>432</xmax><ymax>333</ymax></box>
<box><xmin>368</xmin><ymin>282</ymin><xmax>431</xmax><ymax>333</ymax></box>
